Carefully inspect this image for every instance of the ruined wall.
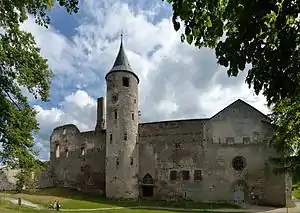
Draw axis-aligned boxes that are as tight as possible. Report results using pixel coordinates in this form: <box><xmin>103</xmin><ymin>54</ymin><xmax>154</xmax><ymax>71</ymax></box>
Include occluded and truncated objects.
<box><xmin>139</xmin><ymin>100</ymin><xmax>289</xmax><ymax>206</ymax></box>
<box><xmin>50</xmin><ymin>124</ymin><xmax>106</xmax><ymax>195</ymax></box>
<box><xmin>0</xmin><ymin>167</ymin><xmax>19</xmax><ymax>190</ymax></box>
<box><xmin>36</xmin><ymin>168</ymin><xmax>54</xmax><ymax>188</ymax></box>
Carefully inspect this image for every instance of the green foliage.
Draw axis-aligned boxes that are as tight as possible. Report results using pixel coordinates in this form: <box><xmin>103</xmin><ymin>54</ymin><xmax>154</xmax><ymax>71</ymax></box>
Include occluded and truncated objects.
<box><xmin>166</xmin><ymin>0</ymin><xmax>300</xmax><ymax>170</ymax></box>
<box><xmin>0</xmin><ymin>0</ymin><xmax>79</xmax><ymax>181</ymax></box>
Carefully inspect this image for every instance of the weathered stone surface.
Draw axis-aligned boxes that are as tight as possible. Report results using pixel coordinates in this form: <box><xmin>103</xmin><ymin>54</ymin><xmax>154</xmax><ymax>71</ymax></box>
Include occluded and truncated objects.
<box><xmin>0</xmin><ymin>167</ymin><xmax>19</xmax><ymax>190</ymax></box>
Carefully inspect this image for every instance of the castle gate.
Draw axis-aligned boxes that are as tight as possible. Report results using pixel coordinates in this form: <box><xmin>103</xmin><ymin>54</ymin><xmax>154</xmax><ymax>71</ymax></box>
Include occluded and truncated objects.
<box><xmin>142</xmin><ymin>174</ymin><xmax>154</xmax><ymax>197</ymax></box>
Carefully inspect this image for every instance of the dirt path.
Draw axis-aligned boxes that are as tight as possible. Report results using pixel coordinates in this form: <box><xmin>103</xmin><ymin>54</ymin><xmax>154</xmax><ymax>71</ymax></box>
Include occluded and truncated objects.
<box><xmin>4</xmin><ymin>197</ymin><xmax>42</xmax><ymax>209</ymax></box>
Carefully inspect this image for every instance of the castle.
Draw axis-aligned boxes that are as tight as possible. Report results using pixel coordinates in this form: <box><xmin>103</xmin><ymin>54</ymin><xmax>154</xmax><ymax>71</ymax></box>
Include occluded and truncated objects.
<box><xmin>49</xmin><ymin>38</ymin><xmax>292</xmax><ymax>206</ymax></box>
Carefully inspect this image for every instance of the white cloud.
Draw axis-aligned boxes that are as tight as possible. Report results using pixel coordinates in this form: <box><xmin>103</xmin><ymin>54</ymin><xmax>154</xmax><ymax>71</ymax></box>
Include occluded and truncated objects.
<box><xmin>20</xmin><ymin>0</ymin><xmax>271</xmax><ymax>159</ymax></box>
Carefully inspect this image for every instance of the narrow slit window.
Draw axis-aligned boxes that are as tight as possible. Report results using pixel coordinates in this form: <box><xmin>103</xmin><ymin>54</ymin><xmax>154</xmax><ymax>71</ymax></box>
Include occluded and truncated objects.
<box><xmin>130</xmin><ymin>157</ymin><xmax>133</xmax><ymax>165</ymax></box>
<box><xmin>109</xmin><ymin>133</ymin><xmax>113</xmax><ymax>143</ymax></box>
<box><xmin>114</xmin><ymin>110</ymin><xmax>118</xmax><ymax>119</ymax></box>
<box><xmin>81</xmin><ymin>166</ymin><xmax>84</xmax><ymax>172</ymax></box>
<box><xmin>124</xmin><ymin>133</ymin><xmax>127</xmax><ymax>141</ymax></box>
<box><xmin>55</xmin><ymin>144</ymin><xmax>60</xmax><ymax>158</ymax></box>
<box><xmin>122</xmin><ymin>77</ymin><xmax>129</xmax><ymax>87</ymax></box>
<box><xmin>116</xmin><ymin>158</ymin><xmax>119</xmax><ymax>167</ymax></box>
<box><xmin>81</xmin><ymin>147</ymin><xmax>85</xmax><ymax>156</ymax></box>
<box><xmin>132</xmin><ymin>113</ymin><xmax>134</xmax><ymax>120</ymax></box>
<box><xmin>65</xmin><ymin>149</ymin><xmax>69</xmax><ymax>157</ymax></box>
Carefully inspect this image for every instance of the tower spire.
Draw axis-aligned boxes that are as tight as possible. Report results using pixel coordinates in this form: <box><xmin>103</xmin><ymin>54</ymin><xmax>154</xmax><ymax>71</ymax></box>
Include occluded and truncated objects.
<box><xmin>105</xmin><ymin>32</ymin><xmax>139</xmax><ymax>84</ymax></box>
<box><xmin>110</xmin><ymin>33</ymin><xmax>132</xmax><ymax>72</ymax></box>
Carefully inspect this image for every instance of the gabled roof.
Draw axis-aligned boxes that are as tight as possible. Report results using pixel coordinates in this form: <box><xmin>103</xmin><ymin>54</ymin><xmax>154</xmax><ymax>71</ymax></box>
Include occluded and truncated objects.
<box><xmin>105</xmin><ymin>37</ymin><xmax>139</xmax><ymax>83</ymax></box>
<box><xmin>210</xmin><ymin>99</ymin><xmax>271</xmax><ymax>122</ymax></box>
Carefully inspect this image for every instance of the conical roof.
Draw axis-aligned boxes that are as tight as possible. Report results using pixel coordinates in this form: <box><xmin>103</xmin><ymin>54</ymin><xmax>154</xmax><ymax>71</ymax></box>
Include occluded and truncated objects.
<box><xmin>111</xmin><ymin>40</ymin><xmax>132</xmax><ymax>72</ymax></box>
<box><xmin>105</xmin><ymin>37</ymin><xmax>139</xmax><ymax>83</ymax></box>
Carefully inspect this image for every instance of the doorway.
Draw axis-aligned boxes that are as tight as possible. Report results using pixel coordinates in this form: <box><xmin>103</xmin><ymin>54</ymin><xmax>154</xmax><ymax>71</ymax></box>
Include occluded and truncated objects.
<box><xmin>142</xmin><ymin>173</ymin><xmax>154</xmax><ymax>197</ymax></box>
<box><xmin>233</xmin><ymin>184</ymin><xmax>245</xmax><ymax>204</ymax></box>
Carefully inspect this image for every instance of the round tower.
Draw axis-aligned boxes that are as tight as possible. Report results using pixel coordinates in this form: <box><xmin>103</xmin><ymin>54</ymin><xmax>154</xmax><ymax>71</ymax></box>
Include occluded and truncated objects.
<box><xmin>105</xmin><ymin>37</ymin><xmax>139</xmax><ymax>199</ymax></box>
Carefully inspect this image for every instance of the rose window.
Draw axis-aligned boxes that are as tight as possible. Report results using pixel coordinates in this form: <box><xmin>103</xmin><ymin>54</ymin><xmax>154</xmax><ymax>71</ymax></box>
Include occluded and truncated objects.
<box><xmin>232</xmin><ymin>156</ymin><xmax>246</xmax><ymax>171</ymax></box>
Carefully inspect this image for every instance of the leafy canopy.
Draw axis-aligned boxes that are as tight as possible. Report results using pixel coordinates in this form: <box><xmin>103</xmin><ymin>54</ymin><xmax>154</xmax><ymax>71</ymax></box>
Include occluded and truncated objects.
<box><xmin>167</xmin><ymin>0</ymin><xmax>300</xmax><ymax>169</ymax></box>
<box><xmin>0</xmin><ymin>0</ymin><xmax>78</xmax><ymax>173</ymax></box>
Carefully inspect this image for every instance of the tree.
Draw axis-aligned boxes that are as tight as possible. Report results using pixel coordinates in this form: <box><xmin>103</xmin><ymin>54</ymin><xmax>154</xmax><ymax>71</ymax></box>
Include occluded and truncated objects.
<box><xmin>0</xmin><ymin>0</ymin><xmax>79</xmax><ymax>176</ymax></box>
<box><xmin>166</xmin><ymin>0</ymin><xmax>300</xmax><ymax>169</ymax></box>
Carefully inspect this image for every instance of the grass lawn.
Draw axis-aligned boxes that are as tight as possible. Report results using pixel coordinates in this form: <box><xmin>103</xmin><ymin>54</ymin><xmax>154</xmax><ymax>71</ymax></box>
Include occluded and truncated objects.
<box><xmin>292</xmin><ymin>183</ymin><xmax>300</xmax><ymax>199</ymax></box>
<box><xmin>0</xmin><ymin>188</ymin><xmax>241</xmax><ymax>210</ymax></box>
<box><xmin>0</xmin><ymin>200</ymin><xmax>246</xmax><ymax>213</ymax></box>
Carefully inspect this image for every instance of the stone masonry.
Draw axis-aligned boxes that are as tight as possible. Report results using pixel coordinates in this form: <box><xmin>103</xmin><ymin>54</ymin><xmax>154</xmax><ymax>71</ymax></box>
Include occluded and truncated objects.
<box><xmin>48</xmin><ymin>38</ymin><xmax>291</xmax><ymax>206</ymax></box>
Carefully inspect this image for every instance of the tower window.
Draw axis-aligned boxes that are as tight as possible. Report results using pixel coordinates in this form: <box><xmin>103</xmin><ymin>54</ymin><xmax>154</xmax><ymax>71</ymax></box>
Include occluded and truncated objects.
<box><xmin>81</xmin><ymin>166</ymin><xmax>84</xmax><ymax>172</ymax></box>
<box><xmin>130</xmin><ymin>157</ymin><xmax>133</xmax><ymax>165</ymax></box>
<box><xmin>81</xmin><ymin>147</ymin><xmax>85</xmax><ymax>156</ymax></box>
<box><xmin>112</xmin><ymin>94</ymin><xmax>118</xmax><ymax>102</ymax></box>
<box><xmin>114</xmin><ymin>110</ymin><xmax>117</xmax><ymax>119</ymax></box>
<box><xmin>124</xmin><ymin>133</ymin><xmax>127</xmax><ymax>141</ymax></box>
<box><xmin>65</xmin><ymin>149</ymin><xmax>69</xmax><ymax>157</ymax></box>
<box><xmin>134</xmin><ymin>99</ymin><xmax>136</xmax><ymax>103</ymax></box>
<box><xmin>116</xmin><ymin>157</ymin><xmax>119</xmax><ymax>167</ymax></box>
<box><xmin>122</xmin><ymin>77</ymin><xmax>130</xmax><ymax>87</ymax></box>
<box><xmin>109</xmin><ymin>133</ymin><xmax>113</xmax><ymax>143</ymax></box>
<box><xmin>132</xmin><ymin>113</ymin><xmax>134</xmax><ymax>120</ymax></box>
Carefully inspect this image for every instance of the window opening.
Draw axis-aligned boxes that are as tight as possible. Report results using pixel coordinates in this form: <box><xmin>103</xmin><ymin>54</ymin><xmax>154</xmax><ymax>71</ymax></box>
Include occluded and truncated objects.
<box><xmin>122</xmin><ymin>77</ymin><xmax>129</xmax><ymax>87</ymax></box>
<box><xmin>130</xmin><ymin>157</ymin><xmax>133</xmax><ymax>165</ymax></box>
<box><xmin>65</xmin><ymin>149</ymin><xmax>69</xmax><ymax>157</ymax></box>
<box><xmin>182</xmin><ymin>170</ymin><xmax>190</xmax><ymax>180</ymax></box>
<box><xmin>112</xmin><ymin>94</ymin><xmax>118</xmax><ymax>102</ymax></box>
<box><xmin>170</xmin><ymin>170</ymin><xmax>177</xmax><ymax>181</ymax></box>
<box><xmin>243</xmin><ymin>137</ymin><xmax>251</xmax><ymax>144</ymax></box>
<box><xmin>116</xmin><ymin>158</ymin><xmax>119</xmax><ymax>167</ymax></box>
<box><xmin>132</xmin><ymin>113</ymin><xmax>134</xmax><ymax>120</ymax></box>
<box><xmin>226</xmin><ymin>137</ymin><xmax>235</xmax><ymax>144</ymax></box>
<box><xmin>55</xmin><ymin>144</ymin><xmax>60</xmax><ymax>158</ymax></box>
<box><xmin>109</xmin><ymin>133</ymin><xmax>113</xmax><ymax>143</ymax></box>
<box><xmin>81</xmin><ymin>147</ymin><xmax>85</xmax><ymax>156</ymax></box>
<box><xmin>232</xmin><ymin>156</ymin><xmax>246</xmax><ymax>171</ymax></box>
<box><xmin>114</xmin><ymin>110</ymin><xmax>117</xmax><ymax>119</ymax></box>
<box><xmin>124</xmin><ymin>133</ymin><xmax>127</xmax><ymax>141</ymax></box>
<box><xmin>194</xmin><ymin>170</ymin><xmax>202</xmax><ymax>181</ymax></box>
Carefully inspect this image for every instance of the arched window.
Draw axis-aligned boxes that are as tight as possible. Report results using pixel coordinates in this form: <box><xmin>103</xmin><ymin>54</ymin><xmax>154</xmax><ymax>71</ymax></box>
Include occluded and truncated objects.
<box><xmin>55</xmin><ymin>144</ymin><xmax>60</xmax><ymax>158</ymax></box>
<box><xmin>142</xmin><ymin>173</ymin><xmax>154</xmax><ymax>185</ymax></box>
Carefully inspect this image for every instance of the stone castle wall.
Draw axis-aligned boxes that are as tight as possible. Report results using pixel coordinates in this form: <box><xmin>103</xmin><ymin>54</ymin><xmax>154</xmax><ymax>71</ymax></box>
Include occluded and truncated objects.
<box><xmin>50</xmin><ymin>124</ymin><xmax>106</xmax><ymax>195</ymax></box>
<box><xmin>138</xmin><ymin>100</ymin><xmax>288</xmax><ymax>206</ymax></box>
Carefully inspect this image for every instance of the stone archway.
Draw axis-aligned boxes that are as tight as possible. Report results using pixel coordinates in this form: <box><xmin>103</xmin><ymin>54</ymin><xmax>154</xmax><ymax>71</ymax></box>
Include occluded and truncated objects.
<box><xmin>142</xmin><ymin>173</ymin><xmax>154</xmax><ymax>197</ymax></box>
<box><xmin>231</xmin><ymin>180</ymin><xmax>248</xmax><ymax>204</ymax></box>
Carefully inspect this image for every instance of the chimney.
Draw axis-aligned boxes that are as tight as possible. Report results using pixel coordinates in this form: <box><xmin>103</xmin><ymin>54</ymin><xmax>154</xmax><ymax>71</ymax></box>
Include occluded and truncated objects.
<box><xmin>95</xmin><ymin>97</ymin><xmax>105</xmax><ymax>131</ymax></box>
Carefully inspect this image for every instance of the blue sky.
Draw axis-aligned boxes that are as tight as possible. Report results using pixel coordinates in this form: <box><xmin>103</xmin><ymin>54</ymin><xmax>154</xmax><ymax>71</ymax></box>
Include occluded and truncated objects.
<box><xmin>21</xmin><ymin>0</ymin><xmax>270</xmax><ymax>161</ymax></box>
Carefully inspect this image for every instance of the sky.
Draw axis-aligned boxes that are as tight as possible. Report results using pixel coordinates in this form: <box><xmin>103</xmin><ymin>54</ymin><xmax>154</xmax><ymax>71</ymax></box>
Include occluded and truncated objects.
<box><xmin>21</xmin><ymin>0</ymin><xmax>271</xmax><ymax>161</ymax></box>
